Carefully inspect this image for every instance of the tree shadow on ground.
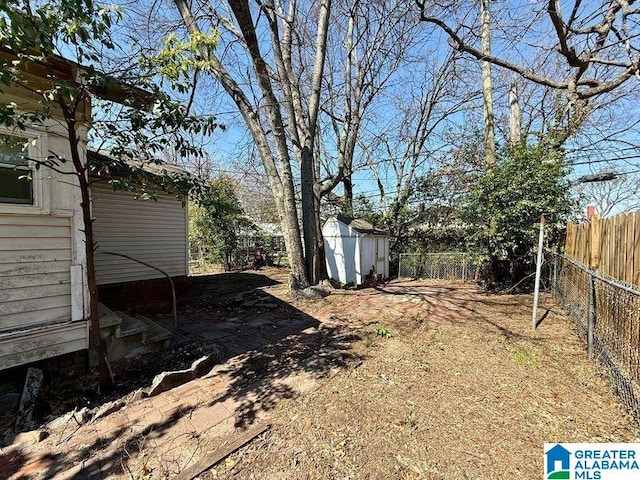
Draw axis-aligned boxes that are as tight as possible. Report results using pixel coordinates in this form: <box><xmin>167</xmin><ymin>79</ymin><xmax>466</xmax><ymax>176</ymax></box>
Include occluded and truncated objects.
<box><xmin>178</xmin><ymin>274</ymin><xmax>363</xmax><ymax>428</ymax></box>
<box><xmin>209</xmin><ymin>321</ymin><xmax>361</xmax><ymax>428</ymax></box>
<box><xmin>30</xmin><ymin>272</ymin><xmax>290</xmax><ymax>420</ymax></box>
<box><xmin>1</xmin><ymin>408</ymin><xmax>202</xmax><ymax>479</ymax></box>
<box><xmin>1</xmin><ymin>270</ymin><xmax>362</xmax><ymax>477</ymax></box>
<box><xmin>374</xmin><ymin>280</ymin><xmax>551</xmax><ymax>345</ymax></box>
<box><xmin>181</xmin><ymin>271</ymin><xmax>282</xmax><ymax>310</ymax></box>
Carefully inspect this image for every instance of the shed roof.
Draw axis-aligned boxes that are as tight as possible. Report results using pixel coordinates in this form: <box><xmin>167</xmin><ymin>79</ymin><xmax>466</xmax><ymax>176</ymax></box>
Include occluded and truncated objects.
<box><xmin>336</xmin><ymin>215</ymin><xmax>388</xmax><ymax>235</ymax></box>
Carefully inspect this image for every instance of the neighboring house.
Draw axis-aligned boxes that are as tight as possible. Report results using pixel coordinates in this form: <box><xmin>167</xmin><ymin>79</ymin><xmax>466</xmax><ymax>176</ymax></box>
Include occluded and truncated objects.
<box><xmin>238</xmin><ymin>221</ymin><xmax>286</xmax><ymax>254</ymax></box>
<box><xmin>323</xmin><ymin>215</ymin><xmax>390</xmax><ymax>286</ymax></box>
<box><xmin>0</xmin><ymin>51</ymin><xmax>186</xmax><ymax>371</ymax></box>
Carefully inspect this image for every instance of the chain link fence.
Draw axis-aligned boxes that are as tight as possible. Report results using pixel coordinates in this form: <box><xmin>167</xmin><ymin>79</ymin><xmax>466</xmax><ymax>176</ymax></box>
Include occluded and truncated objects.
<box><xmin>398</xmin><ymin>253</ymin><xmax>479</xmax><ymax>281</ymax></box>
<box><xmin>553</xmin><ymin>254</ymin><xmax>640</xmax><ymax>420</ymax></box>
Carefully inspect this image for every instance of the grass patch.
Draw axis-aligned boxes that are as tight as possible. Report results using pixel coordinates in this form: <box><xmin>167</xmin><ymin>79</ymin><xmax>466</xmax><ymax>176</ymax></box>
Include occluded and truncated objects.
<box><xmin>514</xmin><ymin>346</ymin><xmax>540</xmax><ymax>367</ymax></box>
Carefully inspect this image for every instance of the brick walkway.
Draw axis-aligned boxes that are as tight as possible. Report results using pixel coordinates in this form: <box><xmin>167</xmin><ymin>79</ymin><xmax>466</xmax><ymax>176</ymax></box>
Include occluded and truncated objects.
<box><xmin>3</xmin><ymin>363</ymin><xmax>236</xmax><ymax>478</ymax></box>
<box><xmin>1</xmin><ymin>278</ymin><xmax>474</xmax><ymax>479</ymax></box>
<box><xmin>2</xmin><ymin>319</ymin><xmax>343</xmax><ymax>479</ymax></box>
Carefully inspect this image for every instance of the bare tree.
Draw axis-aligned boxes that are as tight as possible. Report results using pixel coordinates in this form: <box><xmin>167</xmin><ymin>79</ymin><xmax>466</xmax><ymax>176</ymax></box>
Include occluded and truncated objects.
<box><xmin>509</xmin><ymin>82</ymin><xmax>522</xmax><ymax>147</ymax></box>
<box><xmin>319</xmin><ymin>0</ymin><xmax>419</xmax><ymax>213</ymax></box>
<box><xmin>416</xmin><ymin>1</ymin><xmax>640</xmax><ymax>102</ymax></box>
<box><xmin>578</xmin><ymin>170</ymin><xmax>640</xmax><ymax>217</ymax></box>
<box><xmin>168</xmin><ymin>0</ymin><xmax>435</xmax><ymax>287</ymax></box>
<box><xmin>359</xmin><ymin>50</ymin><xmax>479</xmax><ymax>246</ymax></box>
<box><xmin>480</xmin><ymin>0</ymin><xmax>496</xmax><ymax>164</ymax></box>
<box><xmin>416</xmin><ymin>0</ymin><xmax>640</xmax><ymax>164</ymax></box>
<box><xmin>170</xmin><ymin>0</ymin><xmax>332</xmax><ymax>287</ymax></box>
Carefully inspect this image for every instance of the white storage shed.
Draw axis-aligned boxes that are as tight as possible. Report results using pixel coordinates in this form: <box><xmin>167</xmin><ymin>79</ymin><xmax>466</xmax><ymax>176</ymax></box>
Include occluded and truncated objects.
<box><xmin>323</xmin><ymin>216</ymin><xmax>390</xmax><ymax>286</ymax></box>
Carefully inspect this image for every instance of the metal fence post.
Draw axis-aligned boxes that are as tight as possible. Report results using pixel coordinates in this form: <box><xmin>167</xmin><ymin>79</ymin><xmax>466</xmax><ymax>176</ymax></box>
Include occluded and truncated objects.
<box><xmin>552</xmin><ymin>254</ymin><xmax>558</xmax><ymax>297</ymax></box>
<box><xmin>587</xmin><ymin>272</ymin><xmax>595</xmax><ymax>359</ymax></box>
<box><xmin>532</xmin><ymin>215</ymin><xmax>545</xmax><ymax>330</ymax></box>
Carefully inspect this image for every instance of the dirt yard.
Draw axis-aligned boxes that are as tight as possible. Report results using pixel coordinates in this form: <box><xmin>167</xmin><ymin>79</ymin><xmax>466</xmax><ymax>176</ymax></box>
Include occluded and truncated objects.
<box><xmin>2</xmin><ymin>267</ymin><xmax>637</xmax><ymax>479</ymax></box>
<box><xmin>194</xmin><ymin>269</ymin><xmax>637</xmax><ymax>479</ymax></box>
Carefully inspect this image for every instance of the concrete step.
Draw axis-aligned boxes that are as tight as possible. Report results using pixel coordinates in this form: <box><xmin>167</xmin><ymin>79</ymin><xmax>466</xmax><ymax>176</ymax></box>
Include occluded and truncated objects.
<box><xmin>136</xmin><ymin>315</ymin><xmax>172</xmax><ymax>345</ymax></box>
<box><xmin>95</xmin><ymin>306</ymin><xmax>172</xmax><ymax>363</ymax></box>
<box><xmin>113</xmin><ymin>312</ymin><xmax>148</xmax><ymax>341</ymax></box>
<box><xmin>98</xmin><ymin>303</ymin><xmax>121</xmax><ymax>329</ymax></box>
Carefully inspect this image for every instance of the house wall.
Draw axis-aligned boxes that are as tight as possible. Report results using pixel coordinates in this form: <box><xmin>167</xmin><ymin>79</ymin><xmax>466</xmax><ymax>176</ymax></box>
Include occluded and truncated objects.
<box><xmin>92</xmin><ymin>182</ymin><xmax>188</xmax><ymax>285</ymax></box>
<box><xmin>0</xmin><ymin>215</ymin><xmax>73</xmax><ymax>329</ymax></box>
<box><xmin>0</xmin><ymin>121</ymin><xmax>89</xmax><ymax>370</ymax></box>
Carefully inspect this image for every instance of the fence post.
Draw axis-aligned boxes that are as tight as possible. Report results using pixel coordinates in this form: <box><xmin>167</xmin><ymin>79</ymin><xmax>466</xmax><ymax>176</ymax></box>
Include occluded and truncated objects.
<box><xmin>552</xmin><ymin>254</ymin><xmax>557</xmax><ymax>293</ymax></box>
<box><xmin>532</xmin><ymin>215</ymin><xmax>545</xmax><ymax>330</ymax></box>
<box><xmin>587</xmin><ymin>272</ymin><xmax>595</xmax><ymax>359</ymax></box>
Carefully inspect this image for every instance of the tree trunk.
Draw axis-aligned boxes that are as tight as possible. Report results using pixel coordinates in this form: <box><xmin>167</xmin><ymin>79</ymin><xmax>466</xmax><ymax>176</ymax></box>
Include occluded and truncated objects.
<box><xmin>66</xmin><ymin>114</ymin><xmax>114</xmax><ymax>391</ymax></box>
<box><xmin>313</xmin><ymin>187</ymin><xmax>329</xmax><ymax>283</ymax></box>
<box><xmin>480</xmin><ymin>0</ymin><xmax>496</xmax><ymax>165</ymax></box>
<box><xmin>173</xmin><ymin>0</ymin><xmax>309</xmax><ymax>287</ymax></box>
<box><xmin>509</xmin><ymin>82</ymin><xmax>522</xmax><ymax>147</ymax></box>
<box><xmin>342</xmin><ymin>177</ymin><xmax>354</xmax><ymax>215</ymax></box>
<box><xmin>301</xmin><ymin>146</ymin><xmax>316</xmax><ymax>285</ymax></box>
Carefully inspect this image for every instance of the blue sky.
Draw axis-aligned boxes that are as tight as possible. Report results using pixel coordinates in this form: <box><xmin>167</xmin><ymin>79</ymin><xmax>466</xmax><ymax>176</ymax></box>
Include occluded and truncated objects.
<box><xmin>91</xmin><ymin>0</ymin><xmax>640</xmax><ymax>214</ymax></box>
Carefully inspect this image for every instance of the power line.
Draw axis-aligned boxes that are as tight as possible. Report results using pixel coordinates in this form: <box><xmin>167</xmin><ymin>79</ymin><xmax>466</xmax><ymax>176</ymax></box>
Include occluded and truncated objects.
<box><xmin>567</xmin><ymin>154</ymin><xmax>640</xmax><ymax>167</ymax></box>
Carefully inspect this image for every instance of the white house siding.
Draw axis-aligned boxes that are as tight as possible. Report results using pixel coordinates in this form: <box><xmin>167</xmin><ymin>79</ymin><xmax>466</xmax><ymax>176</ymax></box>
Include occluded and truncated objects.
<box><xmin>0</xmin><ymin>320</ymin><xmax>87</xmax><ymax>369</ymax></box>
<box><xmin>0</xmin><ymin>214</ymin><xmax>72</xmax><ymax>331</ymax></box>
<box><xmin>0</xmin><ymin>214</ymin><xmax>89</xmax><ymax>369</ymax></box>
<box><xmin>92</xmin><ymin>182</ymin><xmax>188</xmax><ymax>285</ymax></box>
<box><xmin>0</xmin><ymin>116</ymin><xmax>93</xmax><ymax>370</ymax></box>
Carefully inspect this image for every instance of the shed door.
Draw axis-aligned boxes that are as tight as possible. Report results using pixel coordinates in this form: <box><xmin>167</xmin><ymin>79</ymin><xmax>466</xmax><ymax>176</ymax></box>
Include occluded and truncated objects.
<box><xmin>375</xmin><ymin>237</ymin><xmax>385</xmax><ymax>277</ymax></box>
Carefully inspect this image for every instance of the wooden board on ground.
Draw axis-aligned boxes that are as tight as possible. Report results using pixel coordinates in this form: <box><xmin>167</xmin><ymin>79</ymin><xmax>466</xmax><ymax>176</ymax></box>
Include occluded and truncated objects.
<box><xmin>174</xmin><ymin>423</ymin><xmax>269</xmax><ymax>480</ymax></box>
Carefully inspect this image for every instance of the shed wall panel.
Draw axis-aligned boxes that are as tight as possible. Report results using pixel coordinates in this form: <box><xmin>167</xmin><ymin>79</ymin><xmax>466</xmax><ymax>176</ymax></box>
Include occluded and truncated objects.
<box><xmin>323</xmin><ymin>217</ymin><xmax>391</xmax><ymax>285</ymax></box>
<box><xmin>360</xmin><ymin>237</ymin><xmax>376</xmax><ymax>280</ymax></box>
<box><xmin>324</xmin><ymin>235</ymin><xmax>358</xmax><ymax>284</ymax></box>
<box><xmin>92</xmin><ymin>182</ymin><xmax>187</xmax><ymax>285</ymax></box>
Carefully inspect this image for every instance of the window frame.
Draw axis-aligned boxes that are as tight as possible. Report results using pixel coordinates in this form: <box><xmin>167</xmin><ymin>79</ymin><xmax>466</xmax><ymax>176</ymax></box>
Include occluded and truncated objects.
<box><xmin>0</xmin><ymin>128</ymin><xmax>46</xmax><ymax>214</ymax></box>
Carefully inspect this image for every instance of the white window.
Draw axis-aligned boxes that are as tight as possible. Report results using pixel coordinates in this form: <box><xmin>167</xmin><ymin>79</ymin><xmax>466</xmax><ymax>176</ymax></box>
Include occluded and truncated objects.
<box><xmin>0</xmin><ymin>133</ymin><xmax>32</xmax><ymax>204</ymax></box>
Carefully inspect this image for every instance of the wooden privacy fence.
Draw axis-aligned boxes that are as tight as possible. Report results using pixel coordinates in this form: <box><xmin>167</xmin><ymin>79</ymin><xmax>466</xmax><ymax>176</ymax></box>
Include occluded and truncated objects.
<box><xmin>565</xmin><ymin>209</ymin><xmax>640</xmax><ymax>287</ymax></box>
